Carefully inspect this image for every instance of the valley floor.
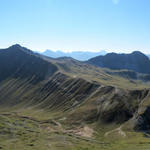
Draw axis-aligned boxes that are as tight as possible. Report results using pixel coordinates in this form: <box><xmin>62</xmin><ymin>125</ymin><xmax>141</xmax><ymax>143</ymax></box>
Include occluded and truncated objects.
<box><xmin>0</xmin><ymin>108</ymin><xmax>150</xmax><ymax>150</ymax></box>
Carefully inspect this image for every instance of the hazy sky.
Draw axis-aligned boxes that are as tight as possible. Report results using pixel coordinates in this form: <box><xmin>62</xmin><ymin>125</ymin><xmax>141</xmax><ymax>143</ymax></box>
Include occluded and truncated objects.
<box><xmin>0</xmin><ymin>0</ymin><xmax>150</xmax><ymax>53</ymax></box>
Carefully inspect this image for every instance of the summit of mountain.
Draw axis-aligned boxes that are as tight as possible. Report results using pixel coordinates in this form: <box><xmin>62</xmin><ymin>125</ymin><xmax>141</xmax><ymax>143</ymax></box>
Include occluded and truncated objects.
<box><xmin>88</xmin><ymin>51</ymin><xmax>150</xmax><ymax>74</ymax></box>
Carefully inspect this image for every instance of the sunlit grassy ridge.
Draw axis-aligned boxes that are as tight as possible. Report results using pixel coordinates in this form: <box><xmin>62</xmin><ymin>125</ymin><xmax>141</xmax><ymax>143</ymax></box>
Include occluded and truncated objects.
<box><xmin>48</xmin><ymin>57</ymin><xmax>150</xmax><ymax>90</ymax></box>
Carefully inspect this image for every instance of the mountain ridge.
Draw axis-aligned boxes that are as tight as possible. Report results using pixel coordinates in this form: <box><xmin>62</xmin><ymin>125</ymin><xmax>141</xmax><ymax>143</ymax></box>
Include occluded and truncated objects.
<box><xmin>42</xmin><ymin>48</ymin><xmax>150</xmax><ymax>61</ymax></box>
<box><xmin>1</xmin><ymin>44</ymin><xmax>150</xmax><ymax>150</ymax></box>
<box><xmin>0</xmin><ymin>44</ymin><xmax>58</xmax><ymax>83</ymax></box>
<box><xmin>88</xmin><ymin>51</ymin><xmax>150</xmax><ymax>74</ymax></box>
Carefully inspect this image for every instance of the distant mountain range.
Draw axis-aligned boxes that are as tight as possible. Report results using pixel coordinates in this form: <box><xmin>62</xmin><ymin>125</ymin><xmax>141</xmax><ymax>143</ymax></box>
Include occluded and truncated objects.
<box><xmin>42</xmin><ymin>49</ymin><xmax>150</xmax><ymax>61</ymax></box>
<box><xmin>42</xmin><ymin>50</ymin><xmax>107</xmax><ymax>61</ymax></box>
<box><xmin>88</xmin><ymin>51</ymin><xmax>150</xmax><ymax>74</ymax></box>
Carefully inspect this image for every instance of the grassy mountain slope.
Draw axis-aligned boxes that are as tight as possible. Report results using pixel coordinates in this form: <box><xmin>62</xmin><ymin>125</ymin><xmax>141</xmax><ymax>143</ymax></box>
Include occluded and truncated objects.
<box><xmin>1</xmin><ymin>45</ymin><xmax>150</xmax><ymax>150</ymax></box>
<box><xmin>47</xmin><ymin>57</ymin><xmax>150</xmax><ymax>89</ymax></box>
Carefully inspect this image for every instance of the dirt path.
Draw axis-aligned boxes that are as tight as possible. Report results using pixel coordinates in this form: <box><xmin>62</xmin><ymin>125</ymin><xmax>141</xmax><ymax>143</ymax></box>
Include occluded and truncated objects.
<box><xmin>104</xmin><ymin>126</ymin><xmax>126</xmax><ymax>138</ymax></box>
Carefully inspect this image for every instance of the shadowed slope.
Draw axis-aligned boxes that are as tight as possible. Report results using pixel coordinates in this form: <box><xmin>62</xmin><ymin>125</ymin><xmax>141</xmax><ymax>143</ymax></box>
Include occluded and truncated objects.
<box><xmin>88</xmin><ymin>51</ymin><xmax>150</xmax><ymax>74</ymax></box>
<box><xmin>0</xmin><ymin>44</ymin><xmax>58</xmax><ymax>83</ymax></box>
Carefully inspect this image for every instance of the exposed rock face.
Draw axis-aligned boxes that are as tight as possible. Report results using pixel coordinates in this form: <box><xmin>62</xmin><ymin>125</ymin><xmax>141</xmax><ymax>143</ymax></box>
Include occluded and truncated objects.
<box><xmin>88</xmin><ymin>51</ymin><xmax>150</xmax><ymax>74</ymax></box>
<box><xmin>98</xmin><ymin>89</ymin><xmax>149</xmax><ymax>124</ymax></box>
<box><xmin>132</xmin><ymin>107</ymin><xmax>150</xmax><ymax>131</ymax></box>
<box><xmin>130</xmin><ymin>91</ymin><xmax>150</xmax><ymax>131</ymax></box>
<box><xmin>69</xmin><ymin>86</ymin><xmax>150</xmax><ymax>125</ymax></box>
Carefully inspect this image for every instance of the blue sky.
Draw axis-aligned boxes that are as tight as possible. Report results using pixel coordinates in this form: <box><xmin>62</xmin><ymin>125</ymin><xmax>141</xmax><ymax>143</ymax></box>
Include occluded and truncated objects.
<box><xmin>0</xmin><ymin>0</ymin><xmax>150</xmax><ymax>53</ymax></box>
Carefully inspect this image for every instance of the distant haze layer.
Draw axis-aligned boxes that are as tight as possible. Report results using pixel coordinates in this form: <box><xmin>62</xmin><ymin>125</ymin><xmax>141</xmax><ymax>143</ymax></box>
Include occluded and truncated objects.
<box><xmin>42</xmin><ymin>50</ymin><xmax>107</xmax><ymax>61</ymax></box>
